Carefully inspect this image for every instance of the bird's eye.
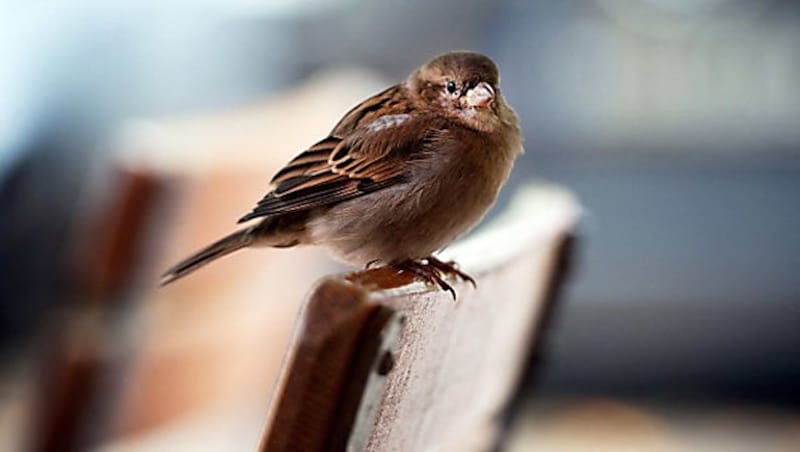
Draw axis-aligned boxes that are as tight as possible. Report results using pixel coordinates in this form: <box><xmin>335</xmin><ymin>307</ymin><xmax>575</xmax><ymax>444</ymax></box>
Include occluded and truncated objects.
<box><xmin>445</xmin><ymin>81</ymin><xmax>457</xmax><ymax>95</ymax></box>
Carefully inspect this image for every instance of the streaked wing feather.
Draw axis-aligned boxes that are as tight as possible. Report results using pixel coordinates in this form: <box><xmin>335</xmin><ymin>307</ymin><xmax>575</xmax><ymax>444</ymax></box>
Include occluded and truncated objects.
<box><xmin>238</xmin><ymin>86</ymin><xmax>426</xmax><ymax>224</ymax></box>
<box><xmin>238</xmin><ymin>176</ymin><xmax>403</xmax><ymax>222</ymax></box>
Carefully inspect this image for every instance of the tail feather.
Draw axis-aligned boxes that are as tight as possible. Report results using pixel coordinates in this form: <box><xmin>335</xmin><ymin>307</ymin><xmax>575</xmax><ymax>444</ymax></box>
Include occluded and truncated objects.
<box><xmin>160</xmin><ymin>227</ymin><xmax>255</xmax><ymax>286</ymax></box>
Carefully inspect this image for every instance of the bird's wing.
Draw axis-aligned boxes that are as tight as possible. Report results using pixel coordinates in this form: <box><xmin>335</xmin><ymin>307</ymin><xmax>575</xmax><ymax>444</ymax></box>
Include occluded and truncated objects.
<box><xmin>237</xmin><ymin>86</ymin><xmax>436</xmax><ymax>223</ymax></box>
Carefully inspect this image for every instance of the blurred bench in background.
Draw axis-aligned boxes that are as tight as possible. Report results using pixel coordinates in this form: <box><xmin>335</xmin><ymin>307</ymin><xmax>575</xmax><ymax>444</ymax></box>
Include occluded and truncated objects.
<box><xmin>259</xmin><ymin>186</ymin><xmax>579</xmax><ymax>452</ymax></box>
<box><xmin>29</xmin><ymin>168</ymin><xmax>175</xmax><ymax>452</ymax></box>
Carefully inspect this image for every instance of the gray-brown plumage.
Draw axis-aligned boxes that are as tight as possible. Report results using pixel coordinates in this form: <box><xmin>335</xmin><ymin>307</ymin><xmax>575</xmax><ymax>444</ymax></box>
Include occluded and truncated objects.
<box><xmin>161</xmin><ymin>51</ymin><xmax>523</xmax><ymax>295</ymax></box>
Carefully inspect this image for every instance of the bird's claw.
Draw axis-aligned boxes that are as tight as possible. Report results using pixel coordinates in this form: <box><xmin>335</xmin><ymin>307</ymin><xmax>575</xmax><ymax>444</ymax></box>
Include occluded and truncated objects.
<box><xmin>391</xmin><ymin>257</ymin><xmax>476</xmax><ymax>300</ymax></box>
<box><xmin>424</xmin><ymin>257</ymin><xmax>477</xmax><ymax>288</ymax></box>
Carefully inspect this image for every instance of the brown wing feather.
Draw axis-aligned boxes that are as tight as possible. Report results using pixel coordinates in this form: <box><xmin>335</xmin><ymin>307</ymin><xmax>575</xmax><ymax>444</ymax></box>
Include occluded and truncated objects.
<box><xmin>237</xmin><ymin>86</ymin><xmax>431</xmax><ymax>224</ymax></box>
<box><xmin>330</xmin><ymin>85</ymin><xmax>406</xmax><ymax>135</ymax></box>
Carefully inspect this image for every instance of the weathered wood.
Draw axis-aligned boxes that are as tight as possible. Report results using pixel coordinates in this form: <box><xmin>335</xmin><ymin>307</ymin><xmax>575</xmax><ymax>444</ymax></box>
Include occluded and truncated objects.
<box><xmin>258</xmin><ymin>184</ymin><xmax>580</xmax><ymax>452</ymax></box>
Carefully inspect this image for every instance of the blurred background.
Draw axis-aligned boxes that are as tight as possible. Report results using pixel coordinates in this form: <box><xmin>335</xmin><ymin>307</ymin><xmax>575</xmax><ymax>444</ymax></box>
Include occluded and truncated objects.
<box><xmin>1</xmin><ymin>0</ymin><xmax>799</xmax><ymax>450</ymax></box>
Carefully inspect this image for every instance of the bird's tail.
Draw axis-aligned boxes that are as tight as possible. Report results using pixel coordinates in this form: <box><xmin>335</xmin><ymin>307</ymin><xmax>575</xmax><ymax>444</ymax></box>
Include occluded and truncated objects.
<box><xmin>160</xmin><ymin>226</ymin><xmax>255</xmax><ymax>286</ymax></box>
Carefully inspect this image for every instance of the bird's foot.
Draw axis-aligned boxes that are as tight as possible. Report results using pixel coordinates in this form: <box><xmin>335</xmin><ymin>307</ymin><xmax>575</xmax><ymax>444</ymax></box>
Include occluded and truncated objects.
<box><xmin>390</xmin><ymin>257</ymin><xmax>476</xmax><ymax>299</ymax></box>
<box><xmin>423</xmin><ymin>256</ymin><xmax>477</xmax><ymax>288</ymax></box>
<box><xmin>391</xmin><ymin>259</ymin><xmax>456</xmax><ymax>299</ymax></box>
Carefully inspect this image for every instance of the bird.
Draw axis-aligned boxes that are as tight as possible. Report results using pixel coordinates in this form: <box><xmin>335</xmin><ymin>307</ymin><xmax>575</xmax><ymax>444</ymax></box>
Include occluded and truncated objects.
<box><xmin>161</xmin><ymin>51</ymin><xmax>523</xmax><ymax>298</ymax></box>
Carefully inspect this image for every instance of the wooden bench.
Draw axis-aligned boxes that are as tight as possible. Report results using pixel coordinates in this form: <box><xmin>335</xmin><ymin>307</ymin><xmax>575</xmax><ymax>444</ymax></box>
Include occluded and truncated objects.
<box><xmin>259</xmin><ymin>185</ymin><xmax>579</xmax><ymax>452</ymax></box>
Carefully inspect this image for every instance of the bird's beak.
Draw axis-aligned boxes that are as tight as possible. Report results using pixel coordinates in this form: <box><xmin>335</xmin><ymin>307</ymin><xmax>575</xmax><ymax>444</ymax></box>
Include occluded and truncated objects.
<box><xmin>462</xmin><ymin>82</ymin><xmax>495</xmax><ymax>109</ymax></box>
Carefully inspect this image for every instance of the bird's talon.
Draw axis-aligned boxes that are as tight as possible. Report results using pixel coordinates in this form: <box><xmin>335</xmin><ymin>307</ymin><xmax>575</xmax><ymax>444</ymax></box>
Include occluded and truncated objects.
<box><xmin>424</xmin><ymin>256</ymin><xmax>477</xmax><ymax>289</ymax></box>
<box><xmin>445</xmin><ymin>285</ymin><xmax>456</xmax><ymax>300</ymax></box>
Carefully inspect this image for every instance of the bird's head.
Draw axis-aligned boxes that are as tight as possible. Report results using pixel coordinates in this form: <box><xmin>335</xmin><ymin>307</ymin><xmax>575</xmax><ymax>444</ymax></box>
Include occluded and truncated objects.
<box><xmin>408</xmin><ymin>51</ymin><xmax>506</xmax><ymax>132</ymax></box>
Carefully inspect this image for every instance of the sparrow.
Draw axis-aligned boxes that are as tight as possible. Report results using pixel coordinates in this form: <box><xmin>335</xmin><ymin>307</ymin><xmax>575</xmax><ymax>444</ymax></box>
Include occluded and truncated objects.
<box><xmin>161</xmin><ymin>51</ymin><xmax>522</xmax><ymax>298</ymax></box>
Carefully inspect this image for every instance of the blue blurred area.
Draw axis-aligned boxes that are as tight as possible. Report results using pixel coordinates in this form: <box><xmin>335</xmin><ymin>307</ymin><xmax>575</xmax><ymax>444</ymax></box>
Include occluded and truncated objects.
<box><xmin>1</xmin><ymin>0</ymin><xmax>799</xmax><ymax>403</ymax></box>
